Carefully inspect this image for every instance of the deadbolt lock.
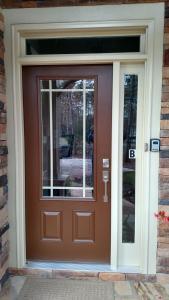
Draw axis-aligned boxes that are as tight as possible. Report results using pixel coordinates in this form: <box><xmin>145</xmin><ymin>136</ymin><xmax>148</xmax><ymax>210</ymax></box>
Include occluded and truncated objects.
<box><xmin>103</xmin><ymin>158</ymin><xmax>109</xmax><ymax>168</ymax></box>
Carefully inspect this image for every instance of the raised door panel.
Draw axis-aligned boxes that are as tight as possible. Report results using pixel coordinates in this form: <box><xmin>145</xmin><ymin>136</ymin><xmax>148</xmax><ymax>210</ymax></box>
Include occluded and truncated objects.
<box><xmin>41</xmin><ymin>211</ymin><xmax>63</xmax><ymax>241</ymax></box>
<box><xmin>73</xmin><ymin>211</ymin><xmax>95</xmax><ymax>243</ymax></box>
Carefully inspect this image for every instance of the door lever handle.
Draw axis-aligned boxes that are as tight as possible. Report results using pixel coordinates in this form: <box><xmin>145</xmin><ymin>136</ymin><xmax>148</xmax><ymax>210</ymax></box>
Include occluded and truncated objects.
<box><xmin>103</xmin><ymin>170</ymin><xmax>109</xmax><ymax>203</ymax></box>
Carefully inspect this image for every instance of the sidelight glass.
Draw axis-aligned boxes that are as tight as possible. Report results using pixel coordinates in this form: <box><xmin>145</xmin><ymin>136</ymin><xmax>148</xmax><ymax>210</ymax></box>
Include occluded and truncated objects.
<box><xmin>122</xmin><ymin>74</ymin><xmax>138</xmax><ymax>243</ymax></box>
<box><xmin>40</xmin><ymin>79</ymin><xmax>94</xmax><ymax>198</ymax></box>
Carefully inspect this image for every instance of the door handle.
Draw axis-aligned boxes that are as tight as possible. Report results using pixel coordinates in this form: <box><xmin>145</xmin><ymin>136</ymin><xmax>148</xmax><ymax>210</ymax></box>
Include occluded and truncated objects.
<box><xmin>103</xmin><ymin>170</ymin><xmax>109</xmax><ymax>203</ymax></box>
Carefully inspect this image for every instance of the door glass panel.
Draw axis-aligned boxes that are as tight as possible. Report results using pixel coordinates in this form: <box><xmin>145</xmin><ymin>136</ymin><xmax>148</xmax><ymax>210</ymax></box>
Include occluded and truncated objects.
<box><xmin>53</xmin><ymin>188</ymin><xmax>83</xmax><ymax>198</ymax></box>
<box><xmin>52</xmin><ymin>91</ymin><xmax>83</xmax><ymax>188</ymax></box>
<box><xmin>40</xmin><ymin>80</ymin><xmax>49</xmax><ymax>89</ymax></box>
<box><xmin>52</xmin><ymin>79</ymin><xmax>83</xmax><ymax>89</ymax></box>
<box><xmin>41</xmin><ymin>79</ymin><xmax>94</xmax><ymax>199</ymax></box>
<box><xmin>122</xmin><ymin>74</ymin><xmax>138</xmax><ymax>243</ymax></box>
<box><xmin>42</xmin><ymin>92</ymin><xmax>50</xmax><ymax>188</ymax></box>
<box><xmin>86</xmin><ymin>91</ymin><xmax>94</xmax><ymax>190</ymax></box>
<box><xmin>86</xmin><ymin>80</ymin><xmax>94</xmax><ymax>89</ymax></box>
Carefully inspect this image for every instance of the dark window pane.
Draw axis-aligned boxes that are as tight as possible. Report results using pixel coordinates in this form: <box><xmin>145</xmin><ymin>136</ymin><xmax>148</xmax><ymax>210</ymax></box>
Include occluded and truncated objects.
<box><xmin>53</xmin><ymin>189</ymin><xmax>83</xmax><ymax>198</ymax></box>
<box><xmin>40</xmin><ymin>80</ymin><xmax>49</xmax><ymax>89</ymax></box>
<box><xmin>26</xmin><ymin>36</ymin><xmax>140</xmax><ymax>55</ymax></box>
<box><xmin>43</xmin><ymin>189</ymin><xmax>51</xmax><ymax>197</ymax></box>
<box><xmin>122</xmin><ymin>74</ymin><xmax>138</xmax><ymax>243</ymax></box>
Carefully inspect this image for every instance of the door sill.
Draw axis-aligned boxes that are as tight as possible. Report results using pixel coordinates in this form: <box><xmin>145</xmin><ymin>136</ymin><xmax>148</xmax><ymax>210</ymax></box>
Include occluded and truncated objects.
<box><xmin>26</xmin><ymin>261</ymin><xmax>117</xmax><ymax>272</ymax></box>
<box><xmin>9</xmin><ymin>261</ymin><xmax>156</xmax><ymax>281</ymax></box>
<box><xmin>25</xmin><ymin>261</ymin><xmax>142</xmax><ymax>273</ymax></box>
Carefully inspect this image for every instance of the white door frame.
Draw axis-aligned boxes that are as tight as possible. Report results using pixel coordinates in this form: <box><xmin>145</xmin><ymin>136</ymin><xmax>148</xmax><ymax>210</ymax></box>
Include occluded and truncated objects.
<box><xmin>3</xmin><ymin>3</ymin><xmax>164</xmax><ymax>274</ymax></box>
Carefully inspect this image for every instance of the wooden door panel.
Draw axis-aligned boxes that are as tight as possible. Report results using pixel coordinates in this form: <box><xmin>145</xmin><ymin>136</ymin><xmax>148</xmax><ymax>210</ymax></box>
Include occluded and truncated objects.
<box><xmin>72</xmin><ymin>211</ymin><xmax>95</xmax><ymax>243</ymax></box>
<box><xmin>41</xmin><ymin>211</ymin><xmax>63</xmax><ymax>241</ymax></box>
<box><xmin>23</xmin><ymin>65</ymin><xmax>112</xmax><ymax>262</ymax></box>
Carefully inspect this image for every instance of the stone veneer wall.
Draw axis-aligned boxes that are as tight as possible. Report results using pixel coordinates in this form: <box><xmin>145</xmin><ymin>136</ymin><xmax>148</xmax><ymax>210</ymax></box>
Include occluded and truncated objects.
<box><xmin>0</xmin><ymin>9</ymin><xmax>9</xmax><ymax>290</ymax></box>
<box><xmin>1</xmin><ymin>0</ymin><xmax>169</xmax><ymax>281</ymax></box>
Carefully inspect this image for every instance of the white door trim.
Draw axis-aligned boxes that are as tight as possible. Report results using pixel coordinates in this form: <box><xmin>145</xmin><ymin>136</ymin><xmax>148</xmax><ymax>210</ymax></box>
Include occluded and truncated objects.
<box><xmin>3</xmin><ymin>3</ymin><xmax>164</xmax><ymax>273</ymax></box>
<box><xmin>118</xmin><ymin>64</ymin><xmax>145</xmax><ymax>268</ymax></box>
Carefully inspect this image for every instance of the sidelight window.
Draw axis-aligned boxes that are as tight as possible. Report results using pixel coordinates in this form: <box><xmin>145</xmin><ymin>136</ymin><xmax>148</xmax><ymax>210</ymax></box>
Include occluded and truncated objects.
<box><xmin>122</xmin><ymin>74</ymin><xmax>138</xmax><ymax>243</ymax></box>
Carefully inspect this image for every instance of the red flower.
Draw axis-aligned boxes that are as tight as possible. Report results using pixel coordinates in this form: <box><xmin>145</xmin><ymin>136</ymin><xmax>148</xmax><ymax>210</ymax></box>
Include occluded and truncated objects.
<box><xmin>159</xmin><ymin>211</ymin><xmax>166</xmax><ymax>217</ymax></box>
<box><xmin>155</xmin><ymin>211</ymin><xmax>169</xmax><ymax>223</ymax></box>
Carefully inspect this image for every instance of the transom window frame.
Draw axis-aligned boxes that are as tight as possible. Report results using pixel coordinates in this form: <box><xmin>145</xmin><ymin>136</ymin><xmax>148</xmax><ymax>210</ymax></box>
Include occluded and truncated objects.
<box><xmin>20</xmin><ymin>25</ymin><xmax>146</xmax><ymax>57</ymax></box>
<box><xmin>4</xmin><ymin>3</ymin><xmax>164</xmax><ymax>274</ymax></box>
<box><xmin>24</xmin><ymin>33</ymin><xmax>144</xmax><ymax>55</ymax></box>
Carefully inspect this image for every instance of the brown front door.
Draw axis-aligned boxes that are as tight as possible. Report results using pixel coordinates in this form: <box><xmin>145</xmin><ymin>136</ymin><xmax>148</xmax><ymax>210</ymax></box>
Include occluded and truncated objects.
<box><xmin>23</xmin><ymin>65</ymin><xmax>112</xmax><ymax>262</ymax></box>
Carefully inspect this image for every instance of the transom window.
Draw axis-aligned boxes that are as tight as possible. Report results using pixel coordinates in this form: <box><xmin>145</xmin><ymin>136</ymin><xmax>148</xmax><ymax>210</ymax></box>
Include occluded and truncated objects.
<box><xmin>26</xmin><ymin>36</ymin><xmax>141</xmax><ymax>55</ymax></box>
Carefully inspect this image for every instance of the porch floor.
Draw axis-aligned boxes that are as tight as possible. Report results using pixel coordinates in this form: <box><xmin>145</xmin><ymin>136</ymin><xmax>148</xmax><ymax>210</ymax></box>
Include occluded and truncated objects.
<box><xmin>1</xmin><ymin>275</ymin><xmax>169</xmax><ymax>299</ymax></box>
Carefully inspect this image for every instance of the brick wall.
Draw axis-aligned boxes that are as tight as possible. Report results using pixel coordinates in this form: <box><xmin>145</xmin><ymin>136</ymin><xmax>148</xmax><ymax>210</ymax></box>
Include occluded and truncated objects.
<box><xmin>0</xmin><ymin>11</ymin><xmax>9</xmax><ymax>289</ymax></box>
<box><xmin>0</xmin><ymin>0</ymin><xmax>167</xmax><ymax>8</ymax></box>
<box><xmin>1</xmin><ymin>0</ymin><xmax>169</xmax><ymax>278</ymax></box>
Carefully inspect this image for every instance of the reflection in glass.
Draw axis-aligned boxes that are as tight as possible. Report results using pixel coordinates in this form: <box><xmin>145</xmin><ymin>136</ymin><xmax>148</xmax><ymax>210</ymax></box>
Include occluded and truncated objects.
<box><xmin>41</xmin><ymin>92</ymin><xmax>50</xmax><ymax>190</ymax></box>
<box><xmin>53</xmin><ymin>189</ymin><xmax>83</xmax><ymax>198</ymax></box>
<box><xmin>86</xmin><ymin>91</ymin><xmax>94</xmax><ymax>189</ymax></box>
<box><xmin>86</xmin><ymin>80</ymin><xmax>94</xmax><ymax>89</ymax></box>
<box><xmin>40</xmin><ymin>79</ymin><xmax>94</xmax><ymax>198</ymax></box>
<box><xmin>122</xmin><ymin>74</ymin><xmax>138</xmax><ymax>243</ymax></box>
<box><xmin>53</xmin><ymin>91</ymin><xmax>83</xmax><ymax>187</ymax></box>
<box><xmin>52</xmin><ymin>80</ymin><xmax>83</xmax><ymax>90</ymax></box>
<box><xmin>40</xmin><ymin>80</ymin><xmax>49</xmax><ymax>89</ymax></box>
<box><xmin>42</xmin><ymin>188</ymin><xmax>93</xmax><ymax>198</ymax></box>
